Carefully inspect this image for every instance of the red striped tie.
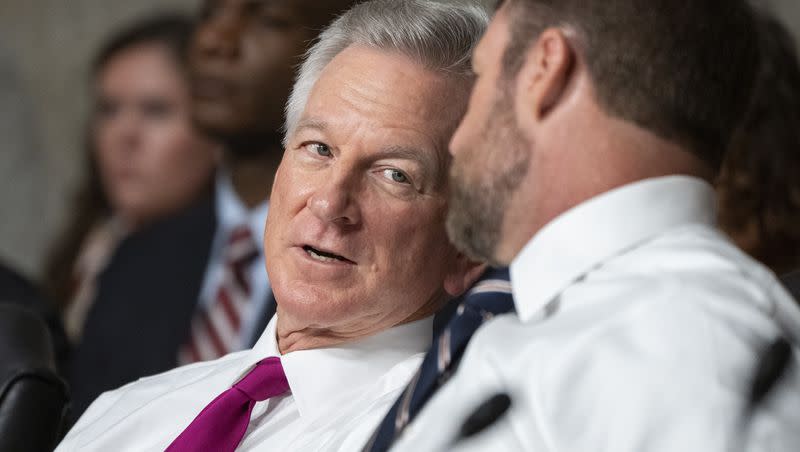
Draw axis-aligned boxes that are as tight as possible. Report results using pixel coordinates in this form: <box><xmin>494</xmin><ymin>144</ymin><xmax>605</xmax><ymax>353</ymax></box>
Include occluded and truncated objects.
<box><xmin>179</xmin><ymin>225</ymin><xmax>259</xmax><ymax>364</ymax></box>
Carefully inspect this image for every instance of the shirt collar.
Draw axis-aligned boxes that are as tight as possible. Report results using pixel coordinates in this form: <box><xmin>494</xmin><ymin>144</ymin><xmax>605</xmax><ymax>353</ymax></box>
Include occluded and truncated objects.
<box><xmin>510</xmin><ymin>175</ymin><xmax>717</xmax><ymax>323</ymax></box>
<box><xmin>215</xmin><ymin>170</ymin><xmax>269</xmax><ymax>244</ymax></box>
<box><xmin>247</xmin><ymin>315</ymin><xmax>433</xmax><ymax>421</ymax></box>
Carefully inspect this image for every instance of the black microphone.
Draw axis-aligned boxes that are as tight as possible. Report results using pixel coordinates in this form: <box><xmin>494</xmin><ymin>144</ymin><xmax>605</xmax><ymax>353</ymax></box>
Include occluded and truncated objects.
<box><xmin>746</xmin><ymin>337</ymin><xmax>793</xmax><ymax>411</ymax></box>
<box><xmin>456</xmin><ymin>393</ymin><xmax>512</xmax><ymax>442</ymax></box>
<box><xmin>734</xmin><ymin>336</ymin><xmax>794</xmax><ymax>452</ymax></box>
<box><xmin>451</xmin><ymin>340</ymin><xmax>791</xmax><ymax>449</ymax></box>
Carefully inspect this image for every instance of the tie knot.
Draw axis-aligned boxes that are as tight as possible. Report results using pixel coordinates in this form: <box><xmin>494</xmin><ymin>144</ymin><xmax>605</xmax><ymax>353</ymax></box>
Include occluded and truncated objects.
<box><xmin>462</xmin><ymin>268</ymin><xmax>514</xmax><ymax>317</ymax></box>
<box><xmin>234</xmin><ymin>357</ymin><xmax>290</xmax><ymax>402</ymax></box>
<box><xmin>226</xmin><ymin>225</ymin><xmax>259</xmax><ymax>265</ymax></box>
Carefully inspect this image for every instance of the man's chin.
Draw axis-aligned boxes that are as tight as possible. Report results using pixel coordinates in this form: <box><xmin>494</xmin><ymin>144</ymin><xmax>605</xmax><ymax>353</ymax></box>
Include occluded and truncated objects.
<box><xmin>192</xmin><ymin>116</ymin><xmax>282</xmax><ymax>156</ymax></box>
<box><xmin>191</xmin><ymin>106</ymin><xmax>246</xmax><ymax>139</ymax></box>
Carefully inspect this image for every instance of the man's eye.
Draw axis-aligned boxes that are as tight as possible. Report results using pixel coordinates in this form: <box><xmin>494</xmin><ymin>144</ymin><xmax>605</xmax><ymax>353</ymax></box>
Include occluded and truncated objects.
<box><xmin>305</xmin><ymin>142</ymin><xmax>332</xmax><ymax>157</ymax></box>
<box><xmin>382</xmin><ymin>168</ymin><xmax>410</xmax><ymax>184</ymax></box>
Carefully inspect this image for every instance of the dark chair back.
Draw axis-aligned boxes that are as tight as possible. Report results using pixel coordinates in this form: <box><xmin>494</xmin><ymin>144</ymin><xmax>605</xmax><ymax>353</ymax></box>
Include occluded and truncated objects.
<box><xmin>0</xmin><ymin>303</ymin><xmax>69</xmax><ymax>452</ymax></box>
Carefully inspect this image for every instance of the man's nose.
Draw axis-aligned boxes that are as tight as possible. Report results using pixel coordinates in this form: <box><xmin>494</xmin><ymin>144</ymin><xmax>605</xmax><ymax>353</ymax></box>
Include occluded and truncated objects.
<box><xmin>193</xmin><ymin>12</ymin><xmax>243</xmax><ymax>61</ymax></box>
<box><xmin>307</xmin><ymin>171</ymin><xmax>362</xmax><ymax>227</ymax></box>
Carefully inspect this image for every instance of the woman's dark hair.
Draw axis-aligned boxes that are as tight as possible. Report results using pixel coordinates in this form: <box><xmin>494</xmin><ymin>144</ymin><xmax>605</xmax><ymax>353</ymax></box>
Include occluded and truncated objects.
<box><xmin>91</xmin><ymin>13</ymin><xmax>193</xmax><ymax>79</ymax></box>
<box><xmin>43</xmin><ymin>13</ymin><xmax>195</xmax><ymax>308</ymax></box>
<box><xmin>717</xmin><ymin>14</ymin><xmax>800</xmax><ymax>274</ymax></box>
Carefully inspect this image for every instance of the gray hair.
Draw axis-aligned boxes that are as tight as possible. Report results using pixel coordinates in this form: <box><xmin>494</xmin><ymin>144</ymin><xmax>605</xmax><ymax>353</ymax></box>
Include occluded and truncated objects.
<box><xmin>283</xmin><ymin>0</ymin><xmax>489</xmax><ymax>143</ymax></box>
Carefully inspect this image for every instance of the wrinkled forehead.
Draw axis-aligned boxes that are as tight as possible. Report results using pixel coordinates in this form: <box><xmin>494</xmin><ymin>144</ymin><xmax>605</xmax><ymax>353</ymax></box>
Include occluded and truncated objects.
<box><xmin>296</xmin><ymin>45</ymin><xmax>471</xmax><ymax>186</ymax></box>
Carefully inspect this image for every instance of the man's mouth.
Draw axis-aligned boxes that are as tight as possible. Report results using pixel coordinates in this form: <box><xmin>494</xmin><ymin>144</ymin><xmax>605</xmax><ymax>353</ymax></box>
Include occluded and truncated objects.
<box><xmin>302</xmin><ymin>245</ymin><xmax>355</xmax><ymax>264</ymax></box>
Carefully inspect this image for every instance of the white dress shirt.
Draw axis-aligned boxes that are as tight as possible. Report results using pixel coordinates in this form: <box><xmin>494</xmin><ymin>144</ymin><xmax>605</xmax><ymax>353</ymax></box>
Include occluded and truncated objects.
<box><xmin>199</xmin><ymin>171</ymin><xmax>271</xmax><ymax>347</ymax></box>
<box><xmin>393</xmin><ymin>176</ymin><xmax>800</xmax><ymax>452</ymax></box>
<box><xmin>57</xmin><ymin>315</ymin><xmax>432</xmax><ymax>451</ymax></box>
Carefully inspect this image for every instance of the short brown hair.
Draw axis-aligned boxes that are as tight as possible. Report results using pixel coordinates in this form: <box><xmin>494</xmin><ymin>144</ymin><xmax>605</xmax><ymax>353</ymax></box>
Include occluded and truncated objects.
<box><xmin>501</xmin><ymin>0</ymin><xmax>760</xmax><ymax>172</ymax></box>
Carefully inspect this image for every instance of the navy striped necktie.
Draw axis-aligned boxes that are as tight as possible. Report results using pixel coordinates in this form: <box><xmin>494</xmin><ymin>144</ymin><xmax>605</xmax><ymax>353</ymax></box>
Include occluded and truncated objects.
<box><xmin>365</xmin><ymin>267</ymin><xmax>515</xmax><ymax>451</ymax></box>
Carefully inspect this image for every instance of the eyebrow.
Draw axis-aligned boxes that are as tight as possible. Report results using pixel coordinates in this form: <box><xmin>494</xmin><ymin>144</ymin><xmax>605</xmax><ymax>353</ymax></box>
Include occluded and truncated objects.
<box><xmin>376</xmin><ymin>145</ymin><xmax>431</xmax><ymax>164</ymax></box>
<box><xmin>294</xmin><ymin>118</ymin><xmax>328</xmax><ymax>134</ymax></box>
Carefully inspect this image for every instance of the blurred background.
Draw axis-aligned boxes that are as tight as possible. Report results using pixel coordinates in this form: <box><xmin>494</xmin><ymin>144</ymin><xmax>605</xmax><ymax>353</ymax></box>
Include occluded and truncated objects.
<box><xmin>0</xmin><ymin>0</ymin><xmax>798</xmax><ymax>280</ymax></box>
<box><xmin>0</xmin><ymin>0</ymin><xmax>196</xmax><ymax>278</ymax></box>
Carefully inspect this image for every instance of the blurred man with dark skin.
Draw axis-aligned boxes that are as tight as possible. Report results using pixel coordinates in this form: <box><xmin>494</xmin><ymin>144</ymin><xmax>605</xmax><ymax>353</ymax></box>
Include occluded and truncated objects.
<box><xmin>189</xmin><ymin>0</ymin><xmax>359</xmax><ymax>207</ymax></box>
<box><xmin>177</xmin><ymin>0</ymin><xmax>361</xmax><ymax>365</ymax></box>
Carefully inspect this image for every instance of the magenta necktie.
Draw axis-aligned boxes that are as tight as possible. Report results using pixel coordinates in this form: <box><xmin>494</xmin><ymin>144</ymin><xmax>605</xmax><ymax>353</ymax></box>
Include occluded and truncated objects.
<box><xmin>166</xmin><ymin>357</ymin><xmax>290</xmax><ymax>452</ymax></box>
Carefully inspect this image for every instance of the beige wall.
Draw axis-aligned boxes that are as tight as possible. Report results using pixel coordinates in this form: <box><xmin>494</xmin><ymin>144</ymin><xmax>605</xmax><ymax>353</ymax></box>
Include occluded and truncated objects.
<box><xmin>767</xmin><ymin>0</ymin><xmax>800</xmax><ymax>41</ymax></box>
<box><xmin>0</xmin><ymin>0</ymin><xmax>798</xmax><ymax>280</ymax></box>
<box><xmin>0</xmin><ymin>0</ymin><xmax>197</xmax><ymax>278</ymax></box>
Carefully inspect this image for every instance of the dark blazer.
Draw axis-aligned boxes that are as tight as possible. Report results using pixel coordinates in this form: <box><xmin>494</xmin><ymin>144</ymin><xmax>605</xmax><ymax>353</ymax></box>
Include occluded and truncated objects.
<box><xmin>248</xmin><ymin>291</ymin><xmax>277</xmax><ymax>346</ymax></box>
<box><xmin>68</xmin><ymin>195</ymin><xmax>217</xmax><ymax>418</ymax></box>
<box><xmin>68</xmin><ymin>193</ymin><xmax>278</xmax><ymax>419</ymax></box>
<box><xmin>782</xmin><ymin>270</ymin><xmax>800</xmax><ymax>301</ymax></box>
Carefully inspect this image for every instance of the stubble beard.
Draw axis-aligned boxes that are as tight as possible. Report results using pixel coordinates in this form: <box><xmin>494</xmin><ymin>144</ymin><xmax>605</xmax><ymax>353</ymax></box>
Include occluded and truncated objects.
<box><xmin>446</xmin><ymin>90</ymin><xmax>531</xmax><ymax>266</ymax></box>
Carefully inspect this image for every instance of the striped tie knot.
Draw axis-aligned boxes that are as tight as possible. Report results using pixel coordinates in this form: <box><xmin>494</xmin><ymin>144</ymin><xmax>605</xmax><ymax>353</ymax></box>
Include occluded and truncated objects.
<box><xmin>178</xmin><ymin>225</ymin><xmax>261</xmax><ymax>365</ymax></box>
<box><xmin>226</xmin><ymin>225</ymin><xmax>259</xmax><ymax>268</ymax></box>
<box><xmin>364</xmin><ymin>267</ymin><xmax>515</xmax><ymax>452</ymax></box>
<box><xmin>462</xmin><ymin>278</ymin><xmax>514</xmax><ymax>315</ymax></box>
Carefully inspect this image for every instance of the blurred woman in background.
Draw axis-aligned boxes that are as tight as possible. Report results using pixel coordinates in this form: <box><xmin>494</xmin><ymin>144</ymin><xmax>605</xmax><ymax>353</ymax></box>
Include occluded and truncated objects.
<box><xmin>44</xmin><ymin>14</ymin><xmax>218</xmax><ymax>343</ymax></box>
<box><xmin>717</xmin><ymin>14</ymin><xmax>800</xmax><ymax>277</ymax></box>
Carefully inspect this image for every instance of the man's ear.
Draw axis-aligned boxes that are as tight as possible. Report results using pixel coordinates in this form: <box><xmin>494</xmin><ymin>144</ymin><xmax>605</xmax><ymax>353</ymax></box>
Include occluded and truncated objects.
<box><xmin>444</xmin><ymin>253</ymin><xmax>488</xmax><ymax>297</ymax></box>
<box><xmin>515</xmin><ymin>27</ymin><xmax>574</xmax><ymax>127</ymax></box>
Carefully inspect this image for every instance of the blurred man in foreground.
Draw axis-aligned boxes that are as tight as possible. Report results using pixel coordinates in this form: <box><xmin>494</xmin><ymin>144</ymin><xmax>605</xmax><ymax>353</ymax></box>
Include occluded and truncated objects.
<box><xmin>392</xmin><ymin>1</ymin><xmax>800</xmax><ymax>451</ymax></box>
<box><xmin>56</xmin><ymin>1</ymin><xmax>488</xmax><ymax>450</ymax></box>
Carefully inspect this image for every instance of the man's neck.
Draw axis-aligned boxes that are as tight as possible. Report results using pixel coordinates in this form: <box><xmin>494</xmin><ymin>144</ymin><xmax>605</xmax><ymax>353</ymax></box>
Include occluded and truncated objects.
<box><xmin>274</xmin><ymin>290</ymin><xmax>449</xmax><ymax>354</ymax></box>
<box><xmin>224</xmin><ymin>148</ymin><xmax>282</xmax><ymax>209</ymax></box>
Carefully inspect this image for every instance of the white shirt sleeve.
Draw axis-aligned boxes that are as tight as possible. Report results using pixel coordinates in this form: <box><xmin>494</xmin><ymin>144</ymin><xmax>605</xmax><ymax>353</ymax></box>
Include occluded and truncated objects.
<box><xmin>393</xmin><ymin>283</ymin><xmax>799</xmax><ymax>452</ymax></box>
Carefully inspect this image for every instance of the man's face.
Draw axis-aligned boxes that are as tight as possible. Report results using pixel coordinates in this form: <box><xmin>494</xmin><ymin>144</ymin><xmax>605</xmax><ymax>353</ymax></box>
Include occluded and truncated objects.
<box><xmin>265</xmin><ymin>45</ymin><xmax>469</xmax><ymax>338</ymax></box>
<box><xmin>448</xmin><ymin>7</ymin><xmax>532</xmax><ymax>265</ymax></box>
<box><xmin>188</xmin><ymin>0</ymin><xmax>314</xmax><ymax>143</ymax></box>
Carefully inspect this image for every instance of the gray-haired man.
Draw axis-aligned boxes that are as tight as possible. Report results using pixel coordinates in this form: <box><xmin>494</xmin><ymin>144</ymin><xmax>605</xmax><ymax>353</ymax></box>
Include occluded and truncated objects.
<box><xmin>56</xmin><ymin>1</ymin><xmax>489</xmax><ymax>451</ymax></box>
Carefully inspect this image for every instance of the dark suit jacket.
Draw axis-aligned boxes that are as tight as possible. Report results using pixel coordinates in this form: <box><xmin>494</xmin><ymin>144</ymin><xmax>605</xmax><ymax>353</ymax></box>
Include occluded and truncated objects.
<box><xmin>248</xmin><ymin>291</ymin><xmax>277</xmax><ymax>346</ymax></box>
<box><xmin>782</xmin><ymin>270</ymin><xmax>800</xmax><ymax>301</ymax></box>
<box><xmin>68</xmin><ymin>193</ymin><xmax>278</xmax><ymax>419</ymax></box>
<box><xmin>68</xmin><ymin>195</ymin><xmax>218</xmax><ymax>418</ymax></box>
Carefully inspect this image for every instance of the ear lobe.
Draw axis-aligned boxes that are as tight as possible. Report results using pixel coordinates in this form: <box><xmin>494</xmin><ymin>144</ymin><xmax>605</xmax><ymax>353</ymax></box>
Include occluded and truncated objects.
<box><xmin>444</xmin><ymin>254</ymin><xmax>488</xmax><ymax>297</ymax></box>
<box><xmin>516</xmin><ymin>28</ymin><xmax>574</xmax><ymax>124</ymax></box>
